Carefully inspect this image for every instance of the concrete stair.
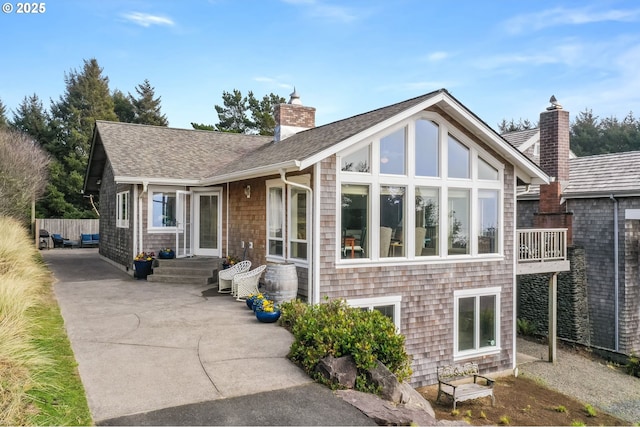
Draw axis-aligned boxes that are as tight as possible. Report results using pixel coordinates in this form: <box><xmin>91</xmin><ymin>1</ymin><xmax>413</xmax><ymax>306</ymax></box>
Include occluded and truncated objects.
<box><xmin>147</xmin><ymin>257</ymin><xmax>222</xmax><ymax>285</ymax></box>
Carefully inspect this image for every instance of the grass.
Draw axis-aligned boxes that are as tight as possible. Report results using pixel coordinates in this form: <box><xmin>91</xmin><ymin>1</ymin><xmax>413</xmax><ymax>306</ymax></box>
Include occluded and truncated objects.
<box><xmin>0</xmin><ymin>217</ymin><xmax>92</xmax><ymax>425</ymax></box>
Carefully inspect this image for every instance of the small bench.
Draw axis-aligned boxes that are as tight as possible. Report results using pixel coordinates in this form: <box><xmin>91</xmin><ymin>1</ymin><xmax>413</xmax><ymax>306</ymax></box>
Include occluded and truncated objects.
<box><xmin>80</xmin><ymin>233</ymin><xmax>100</xmax><ymax>248</ymax></box>
<box><xmin>436</xmin><ymin>362</ymin><xmax>495</xmax><ymax>410</ymax></box>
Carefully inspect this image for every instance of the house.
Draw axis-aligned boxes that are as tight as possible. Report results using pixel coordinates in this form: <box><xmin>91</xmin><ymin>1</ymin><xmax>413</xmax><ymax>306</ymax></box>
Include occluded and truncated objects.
<box><xmin>84</xmin><ymin>88</ymin><xmax>560</xmax><ymax>386</ymax></box>
<box><xmin>509</xmin><ymin>101</ymin><xmax>640</xmax><ymax>357</ymax></box>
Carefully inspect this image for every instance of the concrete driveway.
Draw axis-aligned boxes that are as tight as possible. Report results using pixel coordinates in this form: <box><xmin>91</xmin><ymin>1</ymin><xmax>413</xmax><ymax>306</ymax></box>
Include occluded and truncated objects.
<box><xmin>43</xmin><ymin>249</ymin><xmax>375</xmax><ymax>426</ymax></box>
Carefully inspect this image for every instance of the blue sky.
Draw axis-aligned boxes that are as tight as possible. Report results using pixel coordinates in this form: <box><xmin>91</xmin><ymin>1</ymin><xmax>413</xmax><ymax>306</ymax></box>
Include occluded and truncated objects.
<box><xmin>2</xmin><ymin>0</ymin><xmax>640</xmax><ymax>131</ymax></box>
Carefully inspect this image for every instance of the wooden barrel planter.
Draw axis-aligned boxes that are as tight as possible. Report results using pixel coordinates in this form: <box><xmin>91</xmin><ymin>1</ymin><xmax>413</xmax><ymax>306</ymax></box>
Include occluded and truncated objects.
<box><xmin>263</xmin><ymin>263</ymin><xmax>298</xmax><ymax>304</ymax></box>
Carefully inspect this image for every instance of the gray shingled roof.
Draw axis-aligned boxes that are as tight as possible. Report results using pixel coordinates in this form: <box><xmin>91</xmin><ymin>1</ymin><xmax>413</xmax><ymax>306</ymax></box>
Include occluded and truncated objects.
<box><xmin>565</xmin><ymin>151</ymin><xmax>640</xmax><ymax>196</ymax></box>
<box><xmin>518</xmin><ymin>150</ymin><xmax>640</xmax><ymax>199</ymax></box>
<box><xmin>92</xmin><ymin>121</ymin><xmax>271</xmax><ymax>181</ymax></box>
<box><xmin>86</xmin><ymin>88</ymin><xmax>547</xmax><ymax>192</ymax></box>
<box><xmin>501</xmin><ymin>128</ymin><xmax>538</xmax><ymax>149</ymax></box>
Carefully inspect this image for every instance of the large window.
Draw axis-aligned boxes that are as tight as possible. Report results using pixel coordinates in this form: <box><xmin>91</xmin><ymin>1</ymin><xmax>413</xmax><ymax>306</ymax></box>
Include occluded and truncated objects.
<box><xmin>151</xmin><ymin>191</ymin><xmax>176</xmax><ymax>228</ymax></box>
<box><xmin>454</xmin><ymin>288</ymin><xmax>500</xmax><ymax>358</ymax></box>
<box><xmin>267</xmin><ymin>185</ymin><xmax>284</xmax><ymax>257</ymax></box>
<box><xmin>116</xmin><ymin>191</ymin><xmax>129</xmax><ymax>228</ymax></box>
<box><xmin>338</xmin><ymin>112</ymin><xmax>503</xmax><ymax>262</ymax></box>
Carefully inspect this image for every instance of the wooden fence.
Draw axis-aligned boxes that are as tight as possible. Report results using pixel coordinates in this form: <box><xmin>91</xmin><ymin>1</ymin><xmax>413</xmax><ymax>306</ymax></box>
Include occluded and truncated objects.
<box><xmin>35</xmin><ymin>218</ymin><xmax>99</xmax><ymax>248</ymax></box>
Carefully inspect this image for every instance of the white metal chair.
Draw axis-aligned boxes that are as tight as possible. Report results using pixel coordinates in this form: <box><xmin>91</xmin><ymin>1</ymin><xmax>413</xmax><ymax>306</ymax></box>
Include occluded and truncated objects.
<box><xmin>234</xmin><ymin>264</ymin><xmax>267</xmax><ymax>301</ymax></box>
<box><xmin>218</xmin><ymin>260</ymin><xmax>251</xmax><ymax>293</ymax></box>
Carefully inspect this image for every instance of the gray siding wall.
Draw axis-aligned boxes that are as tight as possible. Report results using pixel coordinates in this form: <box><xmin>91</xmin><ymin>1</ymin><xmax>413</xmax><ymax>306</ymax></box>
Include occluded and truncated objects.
<box><xmin>99</xmin><ymin>160</ymin><xmax>135</xmax><ymax>268</ymax></box>
<box><xmin>318</xmin><ymin>154</ymin><xmax>517</xmax><ymax>387</ymax></box>
<box><xmin>518</xmin><ymin>196</ymin><xmax>640</xmax><ymax>354</ymax></box>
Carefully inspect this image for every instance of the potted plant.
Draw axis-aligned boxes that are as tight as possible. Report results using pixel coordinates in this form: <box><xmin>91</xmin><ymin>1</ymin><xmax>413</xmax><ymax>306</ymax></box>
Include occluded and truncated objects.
<box><xmin>255</xmin><ymin>298</ymin><xmax>281</xmax><ymax>323</ymax></box>
<box><xmin>133</xmin><ymin>251</ymin><xmax>155</xmax><ymax>280</ymax></box>
<box><xmin>158</xmin><ymin>248</ymin><xmax>175</xmax><ymax>259</ymax></box>
<box><xmin>222</xmin><ymin>255</ymin><xmax>240</xmax><ymax>269</ymax></box>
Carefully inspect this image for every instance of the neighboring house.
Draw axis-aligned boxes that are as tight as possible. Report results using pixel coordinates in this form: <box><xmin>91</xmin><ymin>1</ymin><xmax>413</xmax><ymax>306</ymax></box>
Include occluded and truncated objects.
<box><xmin>509</xmin><ymin>103</ymin><xmax>640</xmax><ymax>357</ymax></box>
<box><xmin>84</xmin><ymin>88</ymin><xmax>560</xmax><ymax>386</ymax></box>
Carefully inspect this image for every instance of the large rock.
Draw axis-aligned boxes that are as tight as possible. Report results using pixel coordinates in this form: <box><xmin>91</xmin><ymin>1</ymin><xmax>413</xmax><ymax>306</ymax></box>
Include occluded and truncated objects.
<box><xmin>314</xmin><ymin>355</ymin><xmax>357</xmax><ymax>389</ymax></box>
<box><xmin>337</xmin><ymin>389</ymin><xmax>437</xmax><ymax>426</ymax></box>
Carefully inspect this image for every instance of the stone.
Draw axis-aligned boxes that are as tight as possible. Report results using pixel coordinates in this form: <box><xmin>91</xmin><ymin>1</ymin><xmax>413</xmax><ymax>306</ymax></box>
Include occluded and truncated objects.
<box><xmin>314</xmin><ymin>355</ymin><xmax>357</xmax><ymax>389</ymax></box>
<box><xmin>337</xmin><ymin>389</ymin><xmax>437</xmax><ymax>426</ymax></box>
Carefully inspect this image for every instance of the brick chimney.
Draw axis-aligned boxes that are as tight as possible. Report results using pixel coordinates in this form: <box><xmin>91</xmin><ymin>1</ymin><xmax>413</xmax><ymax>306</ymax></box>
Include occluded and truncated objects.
<box><xmin>274</xmin><ymin>88</ymin><xmax>316</xmax><ymax>142</ymax></box>
<box><xmin>534</xmin><ymin>96</ymin><xmax>573</xmax><ymax>244</ymax></box>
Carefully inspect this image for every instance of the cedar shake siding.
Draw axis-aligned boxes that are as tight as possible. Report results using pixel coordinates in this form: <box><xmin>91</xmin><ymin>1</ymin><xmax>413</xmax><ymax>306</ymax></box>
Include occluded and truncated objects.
<box><xmin>319</xmin><ymin>146</ymin><xmax>517</xmax><ymax>387</ymax></box>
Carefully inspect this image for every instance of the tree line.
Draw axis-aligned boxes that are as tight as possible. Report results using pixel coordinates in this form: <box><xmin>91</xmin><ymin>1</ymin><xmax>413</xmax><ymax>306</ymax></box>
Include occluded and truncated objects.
<box><xmin>498</xmin><ymin>109</ymin><xmax>640</xmax><ymax>156</ymax></box>
<box><xmin>0</xmin><ymin>58</ymin><xmax>285</xmax><ymax>221</ymax></box>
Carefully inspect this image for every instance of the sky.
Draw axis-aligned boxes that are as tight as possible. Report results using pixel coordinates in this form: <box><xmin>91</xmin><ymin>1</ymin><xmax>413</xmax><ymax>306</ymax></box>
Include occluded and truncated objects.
<box><xmin>1</xmin><ymin>0</ymin><xmax>640</xmax><ymax>131</ymax></box>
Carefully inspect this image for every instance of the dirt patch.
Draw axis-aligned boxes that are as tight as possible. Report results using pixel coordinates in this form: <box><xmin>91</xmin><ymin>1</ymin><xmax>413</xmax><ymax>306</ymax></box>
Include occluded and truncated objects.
<box><xmin>417</xmin><ymin>375</ymin><xmax>628</xmax><ymax>426</ymax></box>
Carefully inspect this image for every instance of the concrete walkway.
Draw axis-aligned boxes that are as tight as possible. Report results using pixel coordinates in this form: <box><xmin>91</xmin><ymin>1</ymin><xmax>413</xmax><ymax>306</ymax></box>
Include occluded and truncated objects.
<box><xmin>43</xmin><ymin>249</ymin><xmax>375</xmax><ymax>426</ymax></box>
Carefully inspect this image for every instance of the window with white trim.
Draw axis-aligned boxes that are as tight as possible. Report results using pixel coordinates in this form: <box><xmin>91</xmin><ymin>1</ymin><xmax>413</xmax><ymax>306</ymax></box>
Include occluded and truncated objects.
<box><xmin>337</xmin><ymin>112</ymin><xmax>503</xmax><ymax>262</ymax></box>
<box><xmin>116</xmin><ymin>191</ymin><xmax>129</xmax><ymax>228</ymax></box>
<box><xmin>454</xmin><ymin>287</ymin><xmax>500</xmax><ymax>359</ymax></box>
<box><xmin>347</xmin><ymin>295</ymin><xmax>402</xmax><ymax>330</ymax></box>
<box><xmin>267</xmin><ymin>183</ymin><xmax>284</xmax><ymax>258</ymax></box>
<box><xmin>149</xmin><ymin>190</ymin><xmax>177</xmax><ymax>229</ymax></box>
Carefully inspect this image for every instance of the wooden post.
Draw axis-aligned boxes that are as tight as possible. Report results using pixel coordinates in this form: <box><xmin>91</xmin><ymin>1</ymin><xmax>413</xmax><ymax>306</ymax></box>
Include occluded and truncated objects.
<box><xmin>548</xmin><ymin>272</ymin><xmax>558</xmax><ymax>363</ymax></box>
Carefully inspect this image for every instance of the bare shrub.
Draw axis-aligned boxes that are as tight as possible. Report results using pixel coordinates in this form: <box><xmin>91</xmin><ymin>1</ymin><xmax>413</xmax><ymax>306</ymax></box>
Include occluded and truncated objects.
<box><xmin>0</xmin><ymin>129</ymin><xmax>50</xmax><ymax>221</ymax></box>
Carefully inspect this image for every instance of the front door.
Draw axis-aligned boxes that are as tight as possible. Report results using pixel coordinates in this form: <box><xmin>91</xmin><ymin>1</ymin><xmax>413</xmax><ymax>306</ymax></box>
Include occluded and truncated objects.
<box><xmin>194</xmin><ymin>191</ymin><xmax>221</xmax><ymax>257</ymax></box>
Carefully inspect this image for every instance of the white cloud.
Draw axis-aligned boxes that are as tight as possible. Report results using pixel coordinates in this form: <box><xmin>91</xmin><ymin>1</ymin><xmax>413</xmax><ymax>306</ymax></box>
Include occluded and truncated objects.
<box><xmin>504</xmin><ymin>6</ymin><xmax>640</xmax><ymax>34</ymax></box>
<box><xmin>426</xmin><ymin>51</ymin><xmax>450</xmax><ymax>62</ymax></box>
<box><xmin>253</xmin><ymin>76</ymin><xmax>292</xmax><ymax>89</ymax></box>
<box><xmin>122</xmin><ymin>12</ymin><xmax>175</xmax><ymax>28</ymax></box>
<box><xmin>281</xmin><ymin>0</ymin><xmax>360</xmax><ymax>23</ymax></box>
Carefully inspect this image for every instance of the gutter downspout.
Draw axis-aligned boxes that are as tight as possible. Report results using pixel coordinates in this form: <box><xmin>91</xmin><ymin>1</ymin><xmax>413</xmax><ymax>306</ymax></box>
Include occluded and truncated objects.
<box><xmin>139</xmin><ymin>182</ymin><xmax>148</xmax><ymax>257</ymax></box>
<box><xmin>226</xmin><ymin>182</ymin><xmax>230</xmax><ymax>257</ymax></box>
<box><xmin>279</xmin><ymin>169</ymin><xmax>315</xmax><ymax>304</ymax></box>
<box><xmin>610</xmin><ymin>194</ymin><xmax>619</xmax><ymax>351</ymax></box>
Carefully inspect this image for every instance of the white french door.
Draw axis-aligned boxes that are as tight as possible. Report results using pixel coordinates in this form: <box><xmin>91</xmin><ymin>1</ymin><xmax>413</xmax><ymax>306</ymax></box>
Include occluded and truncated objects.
<box><xmin>175</xmin><ymin>190</ymin><xmax>192</xmax><ymax>258</ymax></box>
<box><xmin>193</xmin><ymin>191</ymin><xmax>221</xmax><ymax>257</ymax></box>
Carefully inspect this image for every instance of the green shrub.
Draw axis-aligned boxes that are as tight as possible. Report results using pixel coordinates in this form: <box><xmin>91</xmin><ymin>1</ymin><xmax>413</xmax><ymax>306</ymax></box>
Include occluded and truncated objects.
<box><xmin>286</xmin><ymin>298</ymin><xmax>412</xmax><ymax>391</ymax></box>
<box><xmin>626</xmin><ymin>353</ymin><xmax>640</xmax><ymax>378</ymax></box>
<box><xmin>278</xmin><ymin>299</ymin><xmax>309</xmax><ymax>330</ymax></box>
<box><xmin>584</xmin><ymin>404</ymin><xmax>597</xmax><ymax>417</ymax></box>
<box><xmin>554</xmin><ymin>405</ymin><xmax>567</xmax><ymax>413</ymax></box>
<box><xmin>516</xmin><ymin>318</ymin><xmax>537</xmax><ymax>336</ymax></box>
<box><xmin>570</xmin><ymin>420</ymin><xmax>586</xmax><ymax>426</ymax></box>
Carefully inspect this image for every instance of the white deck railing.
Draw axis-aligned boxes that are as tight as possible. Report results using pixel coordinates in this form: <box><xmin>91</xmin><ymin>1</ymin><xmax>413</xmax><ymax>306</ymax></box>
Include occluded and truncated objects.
<box><xmin>517</xmin><ymin>228</ymin><xmax>567</xmax><ymax>263</ymax></box>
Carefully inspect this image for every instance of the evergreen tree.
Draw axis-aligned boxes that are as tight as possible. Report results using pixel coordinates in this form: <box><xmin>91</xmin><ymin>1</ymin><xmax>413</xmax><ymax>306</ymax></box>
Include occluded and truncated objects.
<box><xmin>113</xmin><ymin>89</ymin><xmax>135</xmax><ymax>123</ymax></box>
<box><xmin>214</xmin><ymin>89</ymin><xmax>253</xmax><ymax>133</ymax></box>
<box><xmin>0</xmin><ymin>98</ymin><xmax>8</xmax><ymax>129</ymax></box>
<box><xmin>46</xmin><ymin>58</ymin><xmax>117</xmax><ymax>218</ymax></box>
<box><xmin>191</xmin><ymin>122</ymin><xmax>215</xmax><ymax>131</ymax></box>
<box><xmin>570</xmin><ymin>109</ymin><xmax>601</xmax><ymax>156</ymax></box>
<box><xmin>248</xmin><ymin>91</ymin><xmax>286</xmax><ymax>136</ymax></box>
<box><xmin>129</xmin><ymin>79</ymin><xmax>168</xmax><ymax>126</ymax></box>
<box><xmin>498</xmin><ymin>118</ymin><xmax>536</xmax><ymax>133</ymax></box>
<box><xmin>10</xmin><ymin>94</ymin><xmax>51</xmax><ymax>148</ymax></box>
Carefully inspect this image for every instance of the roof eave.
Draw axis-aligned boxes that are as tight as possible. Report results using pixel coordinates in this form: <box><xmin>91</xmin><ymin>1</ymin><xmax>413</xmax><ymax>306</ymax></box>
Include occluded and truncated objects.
<box><xmin>199</xmin><ymin>160</ymin><xmax>302</xmax><ymax>185</ymax></box>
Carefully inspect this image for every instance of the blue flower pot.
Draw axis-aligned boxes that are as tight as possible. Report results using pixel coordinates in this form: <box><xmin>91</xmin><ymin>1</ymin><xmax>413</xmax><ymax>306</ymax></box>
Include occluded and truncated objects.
<box><xmin>246</xmin><ymin>296</ymin><xmax>256</xmax><ymax>310</ymax></box>
<box><xmin>158</xmin><ymin>250</ymin><xmax>175</xmax><ymax>259</ymax></box>
<box><xmin>256</xmin><ymin>310</ymin><xmax>281</xmax><ymax>323</ymax></box>
<box><xmin>134</xmin><ymin>260</ymin><xmax>153</xmax><ymax>280</ymax></box>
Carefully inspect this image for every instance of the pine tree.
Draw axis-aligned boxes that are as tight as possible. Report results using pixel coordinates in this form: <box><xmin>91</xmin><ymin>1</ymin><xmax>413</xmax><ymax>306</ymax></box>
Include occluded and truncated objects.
<box><xmin>570</xmin><ymin>109</ymin><xmax>601</xmax><ymax>156</ymax></box>
<box><xmin>248</xmin><ymin>91</ymin><xmax>286</xmax><ymax>136</ymax></box>
<box><xmin>10</xmin><ymin>94</ymin><xmax>51</xmax><ymax>148</ymax></box>
<box><xmin>113</xmin><ymin>89</ymin><xmax>135</xmax><ymax>123</ymax></box>
<box><xmin>214</xmin><ymin>89</ymin><xmax>253</xmax><ymax>133</ymax></box>
<box><xmin>0</xmin><ymin>98</ymin><xmax>8</xmax><ymax>129</ymax></box>
<box><xmin>46</xmin><ymin>58</ymin><xmax>118</xmax><ymax>218</ymax></box>
<box><xmin>129</xmin><ymin>79</ymin><xmax>168</xmax><ymax>126</ymax></box>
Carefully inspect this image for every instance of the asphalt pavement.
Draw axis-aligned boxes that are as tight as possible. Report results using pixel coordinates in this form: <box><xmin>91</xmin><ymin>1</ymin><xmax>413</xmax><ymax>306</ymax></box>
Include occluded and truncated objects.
<box><xmin>43</xmin><ymin>249</ymin><xmax>375</xmax><ymax>426</ymax></box>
